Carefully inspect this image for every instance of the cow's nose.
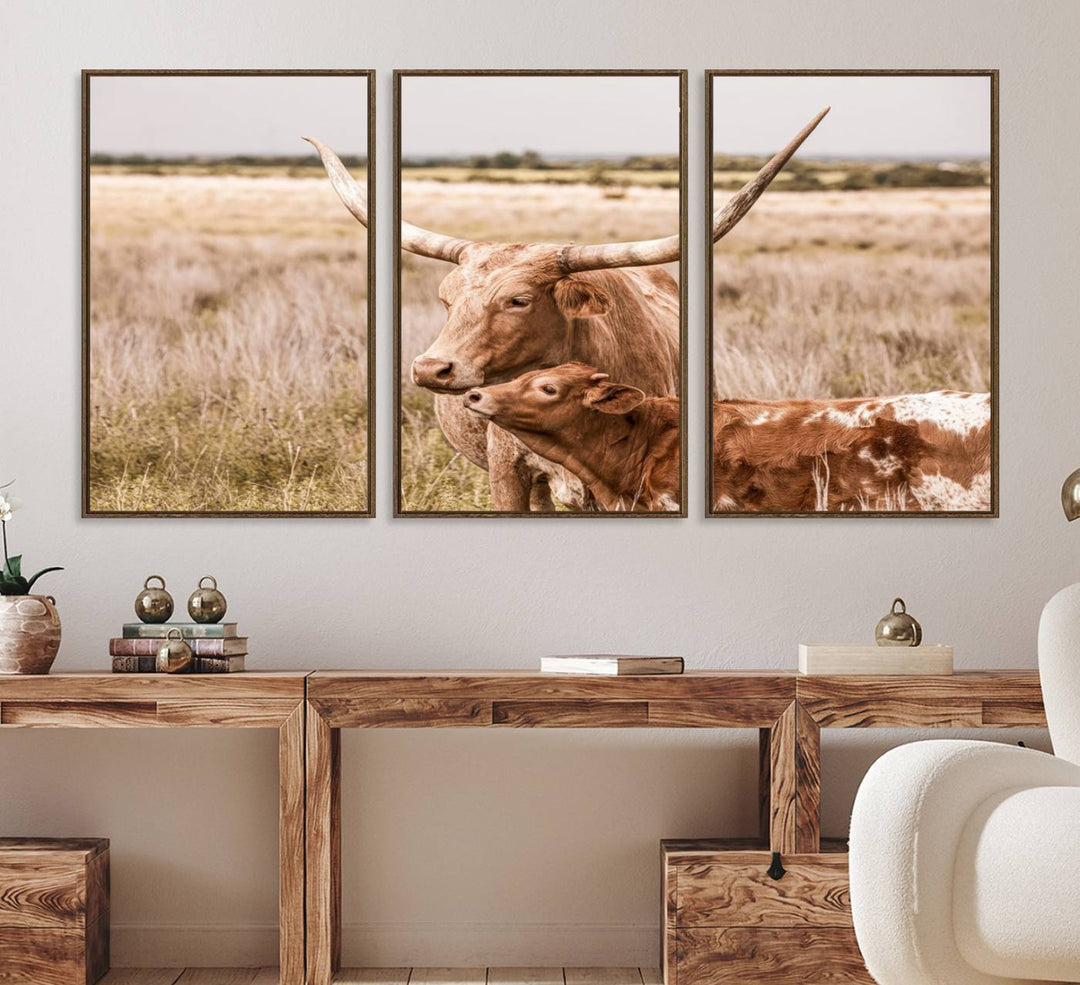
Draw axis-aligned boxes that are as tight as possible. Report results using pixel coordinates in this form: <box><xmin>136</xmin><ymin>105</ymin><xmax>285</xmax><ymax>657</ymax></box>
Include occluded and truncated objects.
<box><xmin>466</xmin><ymin>390</ymin><xmax>483</xmax><ymax>403</ymax></box>
<box><xmin>412</xmin><ymin>356</ymin><xmax>455</xmax><ymax>388</ymax></box>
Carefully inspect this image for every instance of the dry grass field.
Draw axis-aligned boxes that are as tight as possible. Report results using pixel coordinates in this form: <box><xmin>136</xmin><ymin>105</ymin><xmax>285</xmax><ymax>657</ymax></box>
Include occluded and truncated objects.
<box><xmin>399</xmin><ymin>173</ymin><xmax>990</xmax><ymax>513</ymax></box>
<box><xmin>712</xmin><ymin>186</ymin><xmax>991</xmax><ymax>400</ymax></box>
<box><xmin>88</xmin><ymin>171</ymin><xmax>370</xmax><ymax>513</ymax></box>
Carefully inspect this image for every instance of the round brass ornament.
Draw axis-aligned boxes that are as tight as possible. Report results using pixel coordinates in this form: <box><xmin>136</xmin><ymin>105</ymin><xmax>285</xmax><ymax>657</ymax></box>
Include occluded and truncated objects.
<box><xmin>134</xmin><ymin>575</ymin><xmax>174</xmax><ymax>624</ymax></box>
<box><xmin>187</xmin><ymin>576</ymin><xmax>227</xmax><ymax>624</ymax></box>
<box><xmin>875</xmin><ymin>597</ymin><xmax>922</xmax><ymax>647</ymax></box>
<box><xmin>156</xmin><ymin>628</ymin><xmax>194</xmax><ymax>674</ymax></box>
<box><xmin>1062</xmin><ymin>467</ymin><xmax>1080</xmax><ymax>522</ymax></box>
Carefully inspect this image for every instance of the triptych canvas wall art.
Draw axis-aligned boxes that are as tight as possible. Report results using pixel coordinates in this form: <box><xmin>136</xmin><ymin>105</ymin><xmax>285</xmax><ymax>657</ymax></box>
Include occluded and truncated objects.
<box><xmin>81</xmin><ymin>69</ymin><xmax>995</xmax><ymax>518</ymax></box>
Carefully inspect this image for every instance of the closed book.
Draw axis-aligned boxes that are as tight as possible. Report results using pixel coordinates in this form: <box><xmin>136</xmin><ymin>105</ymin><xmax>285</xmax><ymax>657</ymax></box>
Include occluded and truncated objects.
<box><xmin>122</xmin><ymin>622</ymin><xmax>238</xmax><ymax>639</ymax></box>
<box><xmin>798</xmin><ymin>644</ymin><xmax>954</xmax><ymax>676</ymax></box>
<box><xmin>193</xmin><ymin>655</ymin><xmax>246</xmax><ymax>674</ymax></box>
<box><xmin>112</xmin><ymin>655</ymin><xmax>246</xmax><ymax>674</ymax></box>
<box><xmin>110</xmin><ymin>637</ymin><xmax>248</xmax><ymax>657</ymax></box>
<box><xmin>111</xmin><ymin>655</ymin><xmax>157</xmax><ymax>673</ymax></box>
<box><xmin>540</xmin><ymin>655</ymin><xmax>684</xmax><ymax>676</ymax></box>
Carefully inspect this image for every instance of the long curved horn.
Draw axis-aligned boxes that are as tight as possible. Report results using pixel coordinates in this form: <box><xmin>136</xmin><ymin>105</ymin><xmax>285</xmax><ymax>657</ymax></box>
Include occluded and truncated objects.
<box><xmin>304</xmin><ymin>136</ymin><xmax>473</xmax><ymax>264</ymax></box>
<box><xmin>711</xmin><ymin>106</ymin><xmax>830</xmax><ymax>242</ymax></box>
<box><xmin>560</xmin><ymin>106</ymin><xmax>830</xmax><ymax>273</ymax></box>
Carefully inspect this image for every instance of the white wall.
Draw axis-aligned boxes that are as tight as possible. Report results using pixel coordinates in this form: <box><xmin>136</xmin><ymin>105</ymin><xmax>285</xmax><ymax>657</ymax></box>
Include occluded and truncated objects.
<box><xmin>1</xmin><ymin>0</ymin><xmax>1078</xmax><ymax>968</ymax></box>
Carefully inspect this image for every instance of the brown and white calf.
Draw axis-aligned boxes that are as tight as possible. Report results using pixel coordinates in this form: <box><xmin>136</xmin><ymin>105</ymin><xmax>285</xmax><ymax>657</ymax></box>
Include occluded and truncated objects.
<box><xmin>465</xmin><ymin>363</ymin><xmax>680</xmax><ymax>512</ymax></box>
<box><xmin>464</xmin><ymin>363</ymin><xmax>991</xmax><ymax>513</ymax></box>
<box><xmin>712</xmin><ymin>391</ymin><xmax>991</xmax><ymax>512</ymax></box>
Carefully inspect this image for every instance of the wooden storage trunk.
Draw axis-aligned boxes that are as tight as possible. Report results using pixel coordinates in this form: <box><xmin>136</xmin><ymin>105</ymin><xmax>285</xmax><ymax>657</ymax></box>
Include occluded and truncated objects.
<box><xmin>662</xmin><ymin>838</ymin><xmax>872</xmax><ymax>985</ymax></box>
<box><xmin>0</xmin><ymin>837</ymin><xmax>109</xmax><ymax>985</ymax></box>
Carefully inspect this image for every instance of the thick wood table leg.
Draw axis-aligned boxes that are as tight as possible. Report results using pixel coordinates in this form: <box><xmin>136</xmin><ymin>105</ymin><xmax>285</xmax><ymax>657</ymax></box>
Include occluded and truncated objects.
<box><xmin>306</xmin><ymin>703</ymin><xmax>341</xmax><ymax>985</ymax></box>
<box><xmin>279</xmin><ymin>706</ymin><xmax>305</xmax><ymax>985</ymax></box>
<box><xmin>767</xmin><ymin>701</ymin><xmax>822</xmax><ymax>854</ymax></box>
<box><xmin>795</xmin><ymin>703</ymin><xmax>822</xmax><ymax>853</ymax></box>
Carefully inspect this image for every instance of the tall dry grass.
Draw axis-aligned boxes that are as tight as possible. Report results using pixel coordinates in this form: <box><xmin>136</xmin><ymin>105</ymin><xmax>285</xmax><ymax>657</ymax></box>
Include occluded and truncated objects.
<box><xmin>712</xmin><ymin>187</ymin><xmax>991</xmax><ymax>400</ymax></box>
<box><xmin>88</xmin><ymin>173</ymin><xmax>369</xmax><ymax>513</ymax></box>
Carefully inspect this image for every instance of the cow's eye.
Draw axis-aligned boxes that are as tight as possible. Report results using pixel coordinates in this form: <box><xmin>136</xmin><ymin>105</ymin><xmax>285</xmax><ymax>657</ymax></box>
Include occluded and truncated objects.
<box><xmin>509</xmin><ymin>297</ymin><xmax>531</xmax><ymax>307</ymax></box>
<box><xmin>541</xmin><ymin>384</ymin><xmax>557</xmax><ymax>395</ymax></box>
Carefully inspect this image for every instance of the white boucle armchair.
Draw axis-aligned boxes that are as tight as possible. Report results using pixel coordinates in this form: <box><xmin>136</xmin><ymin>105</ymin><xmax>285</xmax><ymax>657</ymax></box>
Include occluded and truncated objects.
<box><xmin>849</xmin><ymin>582</ymin><xmax>1080</xmax><ymax>985</ymax></box>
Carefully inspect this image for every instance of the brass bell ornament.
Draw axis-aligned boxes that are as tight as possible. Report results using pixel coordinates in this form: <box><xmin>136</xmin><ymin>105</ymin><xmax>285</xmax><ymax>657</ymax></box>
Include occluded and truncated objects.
<box><xmin>135</xmin><ymin>575</ymin><xmax>174</xmax><ymax>624</ymax></box>
<box><xmin>1062</xmin><ymin>467</ymin><xmax>1080</xmax><ymax>522</ymax></box>
<box><xmin>875</xmin><ymin>597</ymin><xmax>923</xmax><ymax>647</ymax></box>
<box><xmin>188</xmin><ymin>575</ymin><xmax>227</xmax><ymax>624</ymax></box>
<box><xmin>156</xmin><ymin>628</ymin><xmax>194</xmax><ymax>673</ymax></box>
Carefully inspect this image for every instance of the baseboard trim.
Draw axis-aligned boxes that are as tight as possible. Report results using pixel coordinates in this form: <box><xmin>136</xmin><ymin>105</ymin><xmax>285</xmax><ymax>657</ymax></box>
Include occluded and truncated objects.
<box><xmin>342</xmin><ymin>922</ymin><xmax>659</xmax><ymax>966</ymax></box>
<box><xmin>112</xmin><ymin>922</ymin><xmax>659</xmax><ymax>967</ymax></box>
<box><xmin>112</xmin><ymin>923</ymin><xmax>280</xmax><ymax>967</ymax></box>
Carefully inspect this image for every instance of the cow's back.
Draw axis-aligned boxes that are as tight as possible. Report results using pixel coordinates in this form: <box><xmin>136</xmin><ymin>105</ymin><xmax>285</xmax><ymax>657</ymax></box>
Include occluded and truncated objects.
<box><xmin>711</xmin><ymin>391</ymin><xmax>991</xmax><ymax>512</ymax></box>
<box><xmin>878</xmin><ymin>390</ymin><xmax>991</xmax><ymax>510</ymax></box>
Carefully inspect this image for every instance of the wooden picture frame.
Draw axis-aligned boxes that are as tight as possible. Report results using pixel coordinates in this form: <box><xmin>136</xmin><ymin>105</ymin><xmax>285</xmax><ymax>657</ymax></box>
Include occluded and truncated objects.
<box><xmin>706</xmin><ymin>70</ymin><xmax>998</xmax><ymax>517</ymax></box>
<box><xmin>393</xmin><ymin>69</ymin><xmax>688</xmax><ymax>517</ymax></box>
<box><xmin>82</xmin><ymin>69</ymin><xmax>376</xmax><ymax>517</ymax></box>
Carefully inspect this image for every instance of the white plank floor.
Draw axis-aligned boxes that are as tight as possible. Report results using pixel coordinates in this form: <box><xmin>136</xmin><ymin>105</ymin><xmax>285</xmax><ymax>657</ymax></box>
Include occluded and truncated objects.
<box><xmin>101</xmin><ymin>969</ymin><xmax>661</xmax><ymax>985</ymax></box>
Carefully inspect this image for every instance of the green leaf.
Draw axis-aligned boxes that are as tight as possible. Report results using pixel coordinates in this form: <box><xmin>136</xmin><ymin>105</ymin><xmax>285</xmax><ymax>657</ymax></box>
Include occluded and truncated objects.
<box><xmin>3</xmin><ymin>555</ymin><xmax>22</xmax><ymax>579</ymax></box>
<box><xmin>25</xmin><ymin>567</ymin><xmax>63</xmax><ymax>591</ymax></box>
<box><xmin>0</xmin><ymin>574</ymin><xmax>30</xmax><ymax>595</ymax></box>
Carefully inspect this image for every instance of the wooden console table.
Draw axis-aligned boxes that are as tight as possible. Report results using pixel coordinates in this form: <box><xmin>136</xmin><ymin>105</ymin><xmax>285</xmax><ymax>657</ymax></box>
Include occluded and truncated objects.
<box><xmin>305</xmin><ymin>669</ymin><xmax>1045</xmax><ymax>985</ymax></box>
<box><xmin>0</xmin><ymin>669</ymin><xmax>1047</xmax><ymax>984</ymax></box>
<box><xmin>0</xmin><ymin>672</ymin><xmax>308</xmax><ymax>985</ymax></box>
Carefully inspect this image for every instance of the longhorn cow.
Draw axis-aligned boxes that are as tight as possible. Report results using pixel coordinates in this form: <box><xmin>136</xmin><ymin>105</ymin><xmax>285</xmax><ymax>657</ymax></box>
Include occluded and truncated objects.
<box><xmin>306</xmin><ymin>108</ymin><xmax>828</xmax><ymax>511</ymax></box>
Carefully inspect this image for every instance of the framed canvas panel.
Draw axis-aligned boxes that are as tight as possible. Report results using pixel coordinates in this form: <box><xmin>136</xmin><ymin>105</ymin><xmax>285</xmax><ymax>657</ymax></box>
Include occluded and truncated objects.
<box><xmin>706</xmin><ymin>71</ymin><xmax>997</xmax><ymax>517</ymax></box>
<box><xmin>386</xmin><ymin>70</ymin><xmax>687</xmax><ymax>517</ymax></box>
<box><xmin>83</xmin><ymin>70</ymin><xmax>375</xmax><ymax>516</ymax></box>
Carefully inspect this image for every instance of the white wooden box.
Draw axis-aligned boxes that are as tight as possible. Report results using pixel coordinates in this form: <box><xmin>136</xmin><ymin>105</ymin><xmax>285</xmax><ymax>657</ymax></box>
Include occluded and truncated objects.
<box><xmin>799</xmin><ymin>644</ymin><xmax>954</xmax><ymax>675</ymax></box>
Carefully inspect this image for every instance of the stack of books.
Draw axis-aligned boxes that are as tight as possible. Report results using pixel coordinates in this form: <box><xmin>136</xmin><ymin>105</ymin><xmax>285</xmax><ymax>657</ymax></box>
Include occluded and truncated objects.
<box><xmin>110</xmin><ymin>622</ymin><xmax>248</xmax><ymax>673</ymax></box>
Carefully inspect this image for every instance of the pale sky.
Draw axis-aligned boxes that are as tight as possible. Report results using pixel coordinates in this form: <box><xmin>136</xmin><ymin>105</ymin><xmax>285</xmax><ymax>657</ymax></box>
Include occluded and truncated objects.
<box><xmin>90</xmin><ymin>74</ymin><xmax>369</xmax><ymax>157</ymax></box>
<box><xmin>400</xmin><ymin>74</ymin><xmax>680</xmax><ymax>157</ymax></box>
<box><xmin>712</xmin><ymin>75</ymin><xmax>991</xmax><ymax>159</ymax></box>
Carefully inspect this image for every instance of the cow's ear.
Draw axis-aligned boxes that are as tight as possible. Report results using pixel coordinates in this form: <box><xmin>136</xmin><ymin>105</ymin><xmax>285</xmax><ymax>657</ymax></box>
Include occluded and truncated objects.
<box><xmin>553</xmin><ymin>277</ymin><xmax>611</xmax><ymax>318</ymax></box>
<box><xmin>583</xmin><ymin>381</ymin><xmax>646</xmax><ymax>415</ymax></box>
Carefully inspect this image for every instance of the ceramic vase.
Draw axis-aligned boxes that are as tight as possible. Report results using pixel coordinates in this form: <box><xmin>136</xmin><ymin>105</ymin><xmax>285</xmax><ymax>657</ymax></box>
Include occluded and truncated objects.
<box><xmin>0</xmin><ymin>594</ymin><xmax>61</xmax><ymax>674</ymax></box>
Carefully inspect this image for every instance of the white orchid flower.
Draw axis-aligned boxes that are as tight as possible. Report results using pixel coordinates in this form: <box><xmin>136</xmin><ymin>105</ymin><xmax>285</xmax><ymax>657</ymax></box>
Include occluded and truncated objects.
<box><xmin>0</xmin><ymin>493</ymin><xmax>22</xmax><ymax>522</ymax></box>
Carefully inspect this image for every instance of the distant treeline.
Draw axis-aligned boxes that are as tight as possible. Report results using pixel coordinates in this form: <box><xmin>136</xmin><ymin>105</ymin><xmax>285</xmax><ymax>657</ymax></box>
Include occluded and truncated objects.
<box><xmin>89</xmin><ymin>149</ymin><xmax>989</xmax><ymax>191</ymax></box>
<box><xmin>402</xmin><ymin>149</ymin><xmax>989</xmax><ymax>191</ymax></box>
<box><xmin>713</xmin><ymin>153</ymin><xmax>990</xmax><ymax>191</ymax></box>
<box><xmin>89</xmin><ymin>153</ymin><xmax>369</xmax><ymax>167</ymax></box>
<box><xmin>401</xmin><ymin>151</ymin><xmax>680</xmax><ymax>171</ymax></box>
